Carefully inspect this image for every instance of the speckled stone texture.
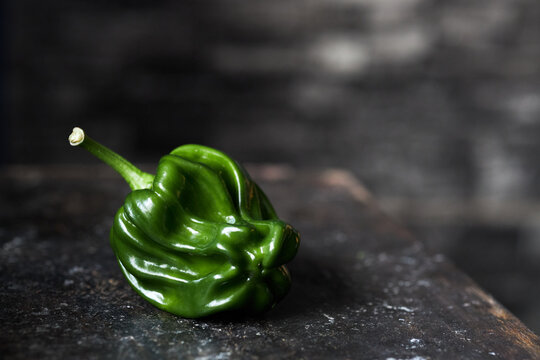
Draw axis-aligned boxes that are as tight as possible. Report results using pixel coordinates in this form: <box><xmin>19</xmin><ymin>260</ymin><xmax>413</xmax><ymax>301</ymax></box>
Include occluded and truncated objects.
<box><xmin>1</xmin><ymin>165</ymin><xmax>539</xmax><ymax>359</ymax></box>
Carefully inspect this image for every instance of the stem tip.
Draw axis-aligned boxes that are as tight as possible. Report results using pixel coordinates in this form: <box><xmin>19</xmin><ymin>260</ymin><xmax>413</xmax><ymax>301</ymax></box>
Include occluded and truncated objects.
<box><xmin>69</xmin><ymin>127</ymin><xmax>85</xmax><ymax>146</ymax></box>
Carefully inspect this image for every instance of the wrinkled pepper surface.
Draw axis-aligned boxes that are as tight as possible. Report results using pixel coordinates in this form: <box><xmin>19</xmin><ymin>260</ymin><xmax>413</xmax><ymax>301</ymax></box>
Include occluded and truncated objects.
<box><xmin>68</xmin><ymin>127</ymin><xmax>300</xmax><ymax>318</ymax></box>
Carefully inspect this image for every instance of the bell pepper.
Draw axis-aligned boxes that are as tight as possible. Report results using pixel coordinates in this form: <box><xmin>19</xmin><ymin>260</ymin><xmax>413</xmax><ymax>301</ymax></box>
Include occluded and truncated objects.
<box><xmin>68</xmin><ymin>127</ymin><xmax>300</xmax><ymax>318</ymax></box>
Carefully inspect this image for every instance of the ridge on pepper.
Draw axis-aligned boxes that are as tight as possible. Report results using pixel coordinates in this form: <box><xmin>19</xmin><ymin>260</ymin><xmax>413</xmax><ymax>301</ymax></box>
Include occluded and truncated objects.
<box><xmin>68</xmin><ymin>127</ymin><xmax>300</xmax><ymax>318</ymax></box>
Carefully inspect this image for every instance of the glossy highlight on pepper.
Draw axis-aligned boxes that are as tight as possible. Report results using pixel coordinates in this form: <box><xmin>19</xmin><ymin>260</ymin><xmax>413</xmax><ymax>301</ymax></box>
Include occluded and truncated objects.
<box><xmin>69</xmin><ymin>127</ymin><xmax>300</xmax><ymax>318</ymax></box>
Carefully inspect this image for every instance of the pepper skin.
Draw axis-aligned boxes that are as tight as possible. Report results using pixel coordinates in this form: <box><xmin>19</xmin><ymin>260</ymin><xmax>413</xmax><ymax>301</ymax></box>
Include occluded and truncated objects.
<box><xmin>69</xmin><ymin>127</ymin><xmax>300</xmax><ymax>318</ymax></box>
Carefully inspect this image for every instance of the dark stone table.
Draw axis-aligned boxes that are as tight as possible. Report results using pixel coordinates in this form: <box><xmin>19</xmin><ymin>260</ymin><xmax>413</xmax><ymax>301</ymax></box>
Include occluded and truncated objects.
<box><xmin>1</xmin><ymin>165</ymin><xmax>539</xmax><ymax>359</ymax></box>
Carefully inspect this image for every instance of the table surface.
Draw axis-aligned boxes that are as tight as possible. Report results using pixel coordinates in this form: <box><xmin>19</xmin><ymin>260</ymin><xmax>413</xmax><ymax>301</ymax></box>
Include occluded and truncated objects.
<box><xmin>1</xmin><ymin>165</ymin><xmax>539</xmax><ymax>359</ymax></box>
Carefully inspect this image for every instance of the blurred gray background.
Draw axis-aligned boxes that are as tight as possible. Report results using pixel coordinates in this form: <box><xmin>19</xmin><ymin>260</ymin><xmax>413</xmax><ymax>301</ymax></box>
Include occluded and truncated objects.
<box><xmin>3</xmin><ymin>1</ymin><xmax>540</xmax><ymax>332</ymax></box>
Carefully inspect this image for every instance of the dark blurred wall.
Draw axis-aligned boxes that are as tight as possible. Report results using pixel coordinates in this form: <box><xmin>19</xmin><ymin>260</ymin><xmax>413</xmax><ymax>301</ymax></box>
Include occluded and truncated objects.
<box><xmin>4</xmin><ymin>0</ymin><xmax>540</xmax><ymax>331</ymax></box>
<box><xmin>6</xmin><ymin>0</ymin><xmax>540</xmax><ymax>199</ymax></box>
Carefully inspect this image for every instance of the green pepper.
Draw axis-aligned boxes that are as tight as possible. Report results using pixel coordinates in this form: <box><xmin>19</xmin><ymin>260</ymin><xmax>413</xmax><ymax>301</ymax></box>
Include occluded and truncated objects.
<box><xmin>68</xmin><ymin>127</ymin><xmax>300</xmax><ymax>318</ymax></box>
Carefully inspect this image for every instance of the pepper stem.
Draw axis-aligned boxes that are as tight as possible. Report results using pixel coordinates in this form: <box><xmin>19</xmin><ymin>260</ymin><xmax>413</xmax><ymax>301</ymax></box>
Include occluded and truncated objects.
<box><xmin>68</xmin><ymin>127</ymin><xmax>154</xmax><ymax>190</ymax></box>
